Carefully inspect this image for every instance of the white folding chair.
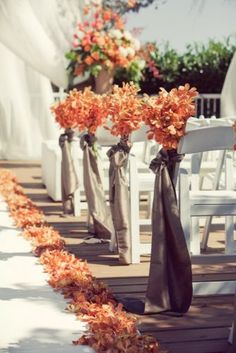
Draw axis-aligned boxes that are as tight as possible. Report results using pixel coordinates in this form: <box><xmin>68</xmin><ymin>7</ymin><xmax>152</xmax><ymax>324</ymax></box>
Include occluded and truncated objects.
<box><xmin>178</xmin><ymin>125</ymin><xmax>236</xmax><ymax>256</ymax></box>
<box><xmin>129</xmin><ymin>153</ymin><xmax>154</xmax><ymax>263</ymax></box>
<box><xmin>41</xmin><ymin>138</ymin><xmax>82</xmax><ymax>216</ymax></box>
<box><xmin>127</xmin><ymin>125</ymin><xmax>160</xmax><ymax>263</ymax></box>
<box><xmin>96</xmin><ymin>124</ymin><xmax>157</xmax><ymax>252</ymax></box>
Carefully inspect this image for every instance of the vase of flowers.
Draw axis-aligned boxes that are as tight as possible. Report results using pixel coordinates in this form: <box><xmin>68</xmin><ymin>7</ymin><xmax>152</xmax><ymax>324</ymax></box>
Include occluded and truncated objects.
<box><xmin>65</xmin><ymin>4</ymin><xmax>143</xmax><ymax>92</ymax></box>
<box><xmin>95</xmin><ymin>66</ymin><xmax>115</xmax><ymax>94</ymax></box>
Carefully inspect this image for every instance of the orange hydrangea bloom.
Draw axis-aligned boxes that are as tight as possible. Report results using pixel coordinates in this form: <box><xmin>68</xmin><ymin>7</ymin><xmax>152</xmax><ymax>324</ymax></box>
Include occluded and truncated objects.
<box><xmin>105</xmin><ymin>82</ymin><xmax>143</xmax><ymax>137</ymax></box>
<box><xmin>143</xmin><ymin>84</ymin><xmax>198</xmax><ymax>150</ymax></box>
<box><xmin>51</xmin><ymin>87</ymin><xmax>109</xmax><ymax>133</ymax></box>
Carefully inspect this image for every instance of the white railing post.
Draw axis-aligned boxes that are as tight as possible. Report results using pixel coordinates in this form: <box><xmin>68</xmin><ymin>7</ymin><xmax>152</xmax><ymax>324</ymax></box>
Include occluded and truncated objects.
<box><xmin>195</xmin><ymin>93</ymin><xmax>221</xmax><ymax>118</ymax></box>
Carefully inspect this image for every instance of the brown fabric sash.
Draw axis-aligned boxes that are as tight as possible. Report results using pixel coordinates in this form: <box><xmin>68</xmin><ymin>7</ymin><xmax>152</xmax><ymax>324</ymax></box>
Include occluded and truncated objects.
<box><xmin>120</xmin><ymin>148</ymin><xmax>192</xmax><ymax>314</ymax></box>
<box><xmin>59</xmin><ymin>129</ymin><xmax>79</xmax><ymax>216</ymax></box>
<box><xmin>80</xmin><ymin>133</ymin><xmax>113</xmax><ymax>239</ymax></box>
<box><xmin>107</xmin><ymin>139</ymin><xmax>132</xmax><ymax>265</ymax></box>
<box><xmin>145</xmin><ymin>148</ymin><xmax>192</xmax><ymax>314</ymax></box>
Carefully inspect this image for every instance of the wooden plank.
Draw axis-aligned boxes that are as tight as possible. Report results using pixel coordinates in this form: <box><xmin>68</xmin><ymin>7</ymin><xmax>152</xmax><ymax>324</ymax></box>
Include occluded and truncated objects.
<box><xmin>147</xmin><ymin>326</ymin><xmax>230</xmax><ymax>342</ymax></box>
<box><xmin>161</xmin><ymin>340</ymin><xmax>228</xmax><ymax>353</ymax></box>
<box><xmin>192</xmin><ymin>254</ymin><xmax>236</xmax><ymax>264</ymax></box>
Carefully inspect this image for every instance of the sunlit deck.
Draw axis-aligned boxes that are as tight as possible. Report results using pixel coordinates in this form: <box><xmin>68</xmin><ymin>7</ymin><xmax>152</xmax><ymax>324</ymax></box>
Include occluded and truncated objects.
<box><xmin>1</xmin><ymin>160</ymin><xmax>235</xmax><ymax>353</ymax></box>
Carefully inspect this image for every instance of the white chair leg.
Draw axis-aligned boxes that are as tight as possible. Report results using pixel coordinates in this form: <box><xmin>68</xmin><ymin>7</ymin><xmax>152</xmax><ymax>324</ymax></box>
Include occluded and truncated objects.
<box><xmin>201</xmin><ymin>151</ymin><xmax>226</xmax><ymax>250</ymax></box>
<box><xmin>225</xmin><ymin>216</ymin><xmax>235</xmax><ymax>255</ymax></box>
<box><xmin>201</xmin><ymin>216</ymin><xmax>213</xmax><ymax>250</ymax></box>
<box><xmin>179</xmin><ymin>168</ymin><xmax>191</xmax><ymax>252</ymax></box>
<box><xmin>146</xmin><ymin>191</ymin><xmax>153</xmax><ymax>219</ymax></box>
<box><xmin>73</xmin><ymin>188</ymin><xmax>81</xmax><ymax>217</ymax></box>
<box><xmin>129</xmin><ymin>154</ymin><xmax>141</xmax><ymax>264</ymax></box>
<box><xmin>225</xmin><ymin>151</ymin><xmax>235</xmax><ymax>255</ymax></box>
<box><xmin>190</xmin><ymin>218</ymin><xmax>201</xmax><ymax>255</ymax></box>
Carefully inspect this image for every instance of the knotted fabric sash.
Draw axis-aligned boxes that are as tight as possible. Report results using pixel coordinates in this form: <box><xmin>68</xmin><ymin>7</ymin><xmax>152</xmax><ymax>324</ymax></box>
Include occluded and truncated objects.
<box><xmin>80</xmin><ymin>133</ymin><xmax>113</xmax><ymax>239</ymax></box>
<box><xmin>59</xmin><ymin>129</ymin><xmax>79</xmax><ymax>216</ymax></box>
<box><xmin>107</xmin><ymin>139</ymin><xmax>132</xmax><ymax>265</ymax></box>
<box><xmin>121</xmin><ymin>148</ymin><xmax>192</xmax><ymax>314</ymax></box>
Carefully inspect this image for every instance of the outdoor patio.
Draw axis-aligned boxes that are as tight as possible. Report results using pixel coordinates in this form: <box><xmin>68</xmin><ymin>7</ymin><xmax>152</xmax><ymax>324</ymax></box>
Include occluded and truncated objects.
<box><xmin>1</xmin><ymin>159</ymin><xmax>235</xmax><ymax>353</ymax></box>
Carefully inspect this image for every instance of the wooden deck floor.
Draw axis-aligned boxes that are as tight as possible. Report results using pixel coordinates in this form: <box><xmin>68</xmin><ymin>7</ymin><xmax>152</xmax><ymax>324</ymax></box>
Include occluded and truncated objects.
<box><xmin>1</xmin><ymin>160</ymin><xmax>235</xmax><ymax>353</ymax></box>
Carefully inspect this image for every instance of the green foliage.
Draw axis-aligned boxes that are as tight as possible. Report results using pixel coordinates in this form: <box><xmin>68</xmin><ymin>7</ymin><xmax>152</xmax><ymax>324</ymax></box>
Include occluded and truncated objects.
<box><xmin>139</xmin><ymin>38</ymin><xmax>236</xmax><ymax>94</ymax></box>
<box><xmin>115</xmin><ymin>59</ymin><xmax>145</xmax><ymax>85</ymax></box>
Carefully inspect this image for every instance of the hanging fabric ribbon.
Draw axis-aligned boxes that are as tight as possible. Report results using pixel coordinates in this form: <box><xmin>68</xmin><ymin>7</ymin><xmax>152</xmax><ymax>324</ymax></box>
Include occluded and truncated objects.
<box><xmin>120</xmin><ymin>148</ymin><xmax>192</xmax><ymax>314</ymax></box>
<box><xmin>107</xmin><ymin>138</ymin><xmax>132</xmax><ymax>265</ymax></box>
<box><xmin>80</xmin><ymin>133</ymin><xmax>113</xmax><ymax>240</ymax></box>
<box><xmin>59</xmin><ymin>128</ymin><xmax>79</xmax><ymax>216</ymax></box>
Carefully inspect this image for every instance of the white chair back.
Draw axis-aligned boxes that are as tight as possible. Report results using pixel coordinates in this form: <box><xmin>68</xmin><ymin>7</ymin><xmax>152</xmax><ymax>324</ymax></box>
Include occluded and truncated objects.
<box><xmin>130</xmin><ymin>124</ymin><xmax>149</xmax><ymax>142</ymax></box>
<box><xmin>96</xmin><ymin>125</ymin><xmax>119</xmax><ymax>146</ymax></box>
<box><xmin>178</xmin><ymin>126</ymin><xmax>235</xmax><ymax>155</ymax></box>
<box><xmin>96</xmin><ymin>123</ymin><xmax>149</xmax><ymax>146</ymax></box>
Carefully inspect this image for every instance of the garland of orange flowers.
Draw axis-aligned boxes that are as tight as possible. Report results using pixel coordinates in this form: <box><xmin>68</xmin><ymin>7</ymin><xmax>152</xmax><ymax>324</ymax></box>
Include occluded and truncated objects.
<box><xmin>143</xmin><ymin>84</ymin><xmax>198</xmax><ymax>150</ymax></box>
<box><xmin>0</xmin><ymin>168</ymin><xmax>163</xmax><ymax>353</ymax></box>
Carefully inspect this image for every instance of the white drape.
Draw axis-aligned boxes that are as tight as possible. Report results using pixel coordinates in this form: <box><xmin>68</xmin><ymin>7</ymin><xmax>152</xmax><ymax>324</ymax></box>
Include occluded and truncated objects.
<box><xmin>0</xmin><ymin>0</ymin><xmax>84</xmax><ymax>160</ymax></box>
<box><xmin>0</xmin><ymin>43</ymin><xmax>60</xmax><ymax>159</ymax></box>
<box><xmin>221</xmin><ymin>52</ymin><xmax>236</xmax><ymax>118</ymax></box>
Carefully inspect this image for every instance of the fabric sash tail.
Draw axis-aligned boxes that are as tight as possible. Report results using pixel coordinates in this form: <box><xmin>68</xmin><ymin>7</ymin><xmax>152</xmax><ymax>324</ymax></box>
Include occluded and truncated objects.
<box><xmin>59</xmin><ymin>129</ymin><xmax>79</xmax><ymax>216</ymax></box>
<box><xmin>107</xmin><ymin>138</ymin><xmax>132</xmax><ymax>265</ymax></box>
<box><xmin>121</xmin><ymin>148</ymin><xmax>192</xmax><ymax>314</ymax></box>
<box><xmin>80</xmin><ymin>133</ymin><xmax>113</xmax><ymax>240</ymax></box>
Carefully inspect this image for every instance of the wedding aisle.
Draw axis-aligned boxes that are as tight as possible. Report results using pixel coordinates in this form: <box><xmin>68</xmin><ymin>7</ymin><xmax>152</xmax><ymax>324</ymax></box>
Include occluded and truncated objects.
<box><xmin>0</xmin><ymin>197</ymin><xmax>92</xmax><ymax>353</ymax></box>
<box><xmin>0</xmin><ymin>160</ymin><xmax>235</xmax><ymax>353</ymax></box>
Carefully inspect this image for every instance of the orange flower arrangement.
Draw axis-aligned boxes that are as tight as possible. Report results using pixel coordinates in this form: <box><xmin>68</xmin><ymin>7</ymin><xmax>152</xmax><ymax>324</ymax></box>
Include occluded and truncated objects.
<box><xmin>143</xmin><ymin>84</ymin><xmax>198</xmax><ymax>150</ymax></box>
<box><xmin>0</xmin><ymin>168</ymin><xmax>163</xmax><ymax>353</ymax></box>
<box><xmin>73</xmin><ymin>87</ymin><xmax>109</xmax><ymax>134</ymax></box>
<box><xmin>51</xmin><ymin>90</ymin><xmax>79</xmax><ymax>130</ymax></box>
<box><xmin>66</xmin><ymin>4</ymin><xmax>141</xmax><ymax>79</ymax></box>
<box><xmin>105</xmin><ymin>82</ymin><xmax>143</xmax><ymax>137</ymax></box>
<box><xmin>51</xmin><ymin>87</ymin><xmax>109</xmax><ymax>134</ymax></box>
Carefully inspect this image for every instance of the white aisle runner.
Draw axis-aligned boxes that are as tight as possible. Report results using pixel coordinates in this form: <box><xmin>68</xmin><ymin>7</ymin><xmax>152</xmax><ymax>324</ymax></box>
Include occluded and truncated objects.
<box><xmin>0</xmin><ymin>198</ymin><xmax>93</xmax><ymax>353</ymax></box>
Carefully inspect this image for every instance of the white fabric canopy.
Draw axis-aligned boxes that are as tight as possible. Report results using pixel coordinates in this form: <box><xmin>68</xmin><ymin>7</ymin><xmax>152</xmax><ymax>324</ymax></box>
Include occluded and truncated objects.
<box><xmin>0</xmin><ymin>0</ymin><xmax>84</xmax><ymax>88</ymax></box>
<box><xmin>0</xmin><ymin>0</ymin><xmax>85</xmax><ymax>160</ymax></box>
<box><xmin>221</xmin><ymin>52</ymin><xmax>236</xmax><ymax>118</ymax></box>
<box><xmin>0</xmin><ymin>43</ymin><xmax>60</xmax><ymax>159</ymax></box>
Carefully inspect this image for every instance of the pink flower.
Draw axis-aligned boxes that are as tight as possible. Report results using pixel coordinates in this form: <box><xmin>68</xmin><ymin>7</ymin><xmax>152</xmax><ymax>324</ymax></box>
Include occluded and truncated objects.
<box><xmin>72</xmin><ymin>39</ymin><xmax>78</xmax><ymax>48</ymax></box>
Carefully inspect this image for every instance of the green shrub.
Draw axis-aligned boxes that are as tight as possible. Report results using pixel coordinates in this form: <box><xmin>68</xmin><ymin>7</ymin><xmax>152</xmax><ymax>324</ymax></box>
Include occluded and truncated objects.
<box><xmin>175</xmin><ymin>39</ymin><xmax>236</xmax><ymax>93</ymax></box>
<box><xmin>116</xmin><ymin>38</ymin><xmax>236</xmax><ymax>94</ymax></box>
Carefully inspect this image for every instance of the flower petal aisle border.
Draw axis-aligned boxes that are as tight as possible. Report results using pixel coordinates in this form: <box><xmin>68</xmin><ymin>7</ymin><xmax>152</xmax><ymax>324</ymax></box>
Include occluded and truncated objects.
<box><xmin>0</xmin><ymin>197</ymin><xmax>87</xmax><ymax>352</ymax></box>
<box><xmin>0</xmin><ymin>169</ymin><xmax>164</xmax><ymax>353</ymax></box>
